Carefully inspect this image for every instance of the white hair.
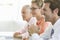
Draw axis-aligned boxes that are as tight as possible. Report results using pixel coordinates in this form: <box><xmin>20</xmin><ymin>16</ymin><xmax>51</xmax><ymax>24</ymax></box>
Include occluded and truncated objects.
<box><xmin>22</xmin><ymin>5</ymin><xmax>31</xmax><ymax>14</ymax></box>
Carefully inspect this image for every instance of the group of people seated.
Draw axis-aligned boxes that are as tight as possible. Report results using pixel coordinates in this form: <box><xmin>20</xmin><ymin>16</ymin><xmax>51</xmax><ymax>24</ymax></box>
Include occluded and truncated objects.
<box><xmin>13</xmin><ymin>0</ymin><xmax>60</xmax><ymax>40</ymax></box>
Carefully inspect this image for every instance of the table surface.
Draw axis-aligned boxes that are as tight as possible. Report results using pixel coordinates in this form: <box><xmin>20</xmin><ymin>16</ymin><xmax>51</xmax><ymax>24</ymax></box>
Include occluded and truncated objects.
<box><xmin>0</xmin><ymin>36</ymin><xmax>22</xmax><ymax>40</ymax></box>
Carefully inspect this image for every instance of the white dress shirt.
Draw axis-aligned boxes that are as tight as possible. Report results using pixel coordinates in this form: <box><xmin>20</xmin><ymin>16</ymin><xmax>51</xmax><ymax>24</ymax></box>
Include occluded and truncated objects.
<box><xmin>39</xmin><ymin>18</ymin><xmax>60</xmax><ymax>40</ymax></box>
<box><xmin>49</xmin><ymin>18</ymin><xmax>60</xmax><ymax>40</ymax></box>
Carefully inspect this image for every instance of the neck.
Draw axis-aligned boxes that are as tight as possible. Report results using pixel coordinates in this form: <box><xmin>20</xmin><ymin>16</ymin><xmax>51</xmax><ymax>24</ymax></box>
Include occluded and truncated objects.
<box><xmin>52</xmin><ymin>15</ymin><xmax>59</xmax><ymax>25</ymax></box>
<box><xmin>26</xmin><ymin>16</ymin><xmax>32</xmax><ymax>22</ymax></box>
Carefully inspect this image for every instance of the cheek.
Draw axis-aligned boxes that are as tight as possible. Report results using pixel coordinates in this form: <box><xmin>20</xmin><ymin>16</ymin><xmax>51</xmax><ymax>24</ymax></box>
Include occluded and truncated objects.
<box><xmin>32</xmin><ymin>11</ymin><xmax>36</xmax><ymax>16</ymax></box>
<box><xmin>25</xmin><ymin>14</ymin><xmax>30</xmax><ymax>19</ymax></box>
<box><xmin>23</xmin><ymin>14</ymin><xmax>27</xmax><ymax>19</ymax></box>
<box><xmin>34</xmin><ymin>10</ymin><xmax>39</xmax><ymax>14</ymax></box>
<box><xmin>32</xmin><ymin>10</ymin><xmax>35</xmax><ymax>14</ymax></box>
<box><xmin>44</xmin><ymin>11</ymin><xmax>50</xmax><ymax>16</ymax></box>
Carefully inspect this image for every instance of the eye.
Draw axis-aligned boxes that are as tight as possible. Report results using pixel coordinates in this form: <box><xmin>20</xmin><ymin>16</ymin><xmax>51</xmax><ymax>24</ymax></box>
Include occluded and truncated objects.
<box><xmin>31</xmin><ymin>7</ymin><xmax>39</xmax><ymax>10</ymax></box>
<box><xmin>22</xmin><ymin>12</ymin><xmax>25</xmax><ymax>14</ymax></box>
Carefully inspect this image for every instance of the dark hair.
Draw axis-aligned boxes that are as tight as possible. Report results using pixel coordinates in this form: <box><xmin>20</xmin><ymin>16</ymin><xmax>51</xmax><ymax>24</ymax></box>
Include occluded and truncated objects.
<box><xmin>31</xmin><ymin>0</ymin><xmax>43</xmax><ymax>8</ymax></box>
<box><xmin>44</xmin><ymin>0</ymin><xmax>60</xmax><ymax>16</ymax></box>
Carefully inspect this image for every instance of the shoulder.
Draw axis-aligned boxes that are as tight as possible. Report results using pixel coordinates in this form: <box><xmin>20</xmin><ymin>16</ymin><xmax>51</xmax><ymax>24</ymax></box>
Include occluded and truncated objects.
<box><xmin>45</xmin><ymin>22</ymin><xmax>53</xmax><ymax>30</ymax></box>
<box><xmin>53</xmin><ymin>18</ymin><xmax>60</xmax><ymax>30</ymax></box>
<box><xmin>54</xmin><ymin>18</ymin><xmax>60</xmax><ymax>25</ymax></box>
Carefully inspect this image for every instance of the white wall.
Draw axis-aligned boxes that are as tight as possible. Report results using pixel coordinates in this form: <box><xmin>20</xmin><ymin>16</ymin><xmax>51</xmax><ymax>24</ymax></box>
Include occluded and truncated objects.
<box><xmin>0</xmin><ymin>21</ymin><xmax>27</xmax><ymax>32</ymax></box>
<box><xmin>0</xmin><ymin>0</ymin><xmax>31</xmax><ymax>21</ymax></box>
<box><xmin>0</xmin><ymin>0</ymin><xmax>31</xmax><ymax>32</ymax></box>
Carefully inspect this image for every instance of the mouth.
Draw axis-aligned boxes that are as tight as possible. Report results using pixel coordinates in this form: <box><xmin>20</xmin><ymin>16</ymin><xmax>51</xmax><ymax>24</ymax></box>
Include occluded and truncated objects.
<box><xmin>22</xmin><ymin>16</ymin><xmax>25</xmax><ymax>19</ymax></box>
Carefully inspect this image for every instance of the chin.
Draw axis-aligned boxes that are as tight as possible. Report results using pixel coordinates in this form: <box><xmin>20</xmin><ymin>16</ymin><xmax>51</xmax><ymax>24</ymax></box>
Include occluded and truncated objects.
<box><xmin>33</xmin><ymin>15</ymin><xmax>36</xmax><ymax>17</ymax></box>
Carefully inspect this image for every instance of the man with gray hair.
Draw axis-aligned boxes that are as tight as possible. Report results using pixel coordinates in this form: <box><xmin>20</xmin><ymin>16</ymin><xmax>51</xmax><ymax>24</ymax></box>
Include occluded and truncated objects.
<box><xmin>13</xmin><ymin>5</ymin><xmax>37</xmax><ymax>40</ymax></box>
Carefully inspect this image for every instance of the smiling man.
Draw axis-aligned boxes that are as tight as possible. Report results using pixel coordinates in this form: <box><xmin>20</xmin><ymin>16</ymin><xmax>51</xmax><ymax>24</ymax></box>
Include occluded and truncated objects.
<box><xmin>40</xmin><ymin>0</ymin><xmax>60</xmax><ymax>40</ymax></box>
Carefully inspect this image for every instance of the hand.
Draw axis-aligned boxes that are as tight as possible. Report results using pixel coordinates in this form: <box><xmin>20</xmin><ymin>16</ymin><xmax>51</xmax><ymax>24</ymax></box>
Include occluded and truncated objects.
<box><xmin>13</xmin><ymin>32</ymin><xmax>22</xmax><ymax>38</ymax></box>
<box><xmin>23</xmin><ymin>38</ymin><xmax>29</xmax><ymax>40</ymax></box>
<box><xmin>28</xmin><ymin>24</ymin><xmax>39</xmax><ymax>36</ymax></box>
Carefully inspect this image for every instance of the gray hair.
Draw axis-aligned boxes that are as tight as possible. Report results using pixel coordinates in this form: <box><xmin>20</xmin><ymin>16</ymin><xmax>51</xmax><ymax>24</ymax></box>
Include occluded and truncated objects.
<box><xmin>22</xmin><ymin>5</ymin><xmax>31</xmax><ymax>14</ymax></box>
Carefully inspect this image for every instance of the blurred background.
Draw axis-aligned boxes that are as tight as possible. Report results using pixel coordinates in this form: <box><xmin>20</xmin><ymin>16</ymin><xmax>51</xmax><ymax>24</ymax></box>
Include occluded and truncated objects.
<box><xmin>0</xmin><ymin>0</ymin><xmax>31</xmax><ymax>32</ymax></box>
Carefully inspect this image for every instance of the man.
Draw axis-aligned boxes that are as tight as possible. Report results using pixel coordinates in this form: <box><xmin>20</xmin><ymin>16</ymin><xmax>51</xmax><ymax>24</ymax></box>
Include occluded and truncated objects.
<box><xmin>41</xmin><ymin>0</ymin><xmax>60</xmax><ymax>40</ymax></box>
<box><xmin>41</xmin><ymin>0</ymin><xmax>60</xmax><ymax>25</ymax></box>
<box><xmin>13</xmin><ymin>5</ymin><xmax>37</xmax><ymax>40</ymax></box>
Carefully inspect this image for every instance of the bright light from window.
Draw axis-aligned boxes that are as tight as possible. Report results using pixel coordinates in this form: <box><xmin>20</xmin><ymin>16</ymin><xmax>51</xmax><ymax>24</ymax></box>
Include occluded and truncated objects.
<box><xmin>0</xmin><ymin>0</ymin><xmax>31</xmax><ymax>21</ymax></box>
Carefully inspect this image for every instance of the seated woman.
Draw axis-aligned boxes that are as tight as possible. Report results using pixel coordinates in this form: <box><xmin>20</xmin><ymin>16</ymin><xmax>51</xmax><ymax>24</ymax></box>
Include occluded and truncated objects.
<box><xmin>27</xmin><ymin>0</ymin><xmax>53</xmax><ymax>40</ymax></box>
<box><xmin>31</xmin><ymin>0</ymin><xmax>53</xmax><ymax>36</ymax></box>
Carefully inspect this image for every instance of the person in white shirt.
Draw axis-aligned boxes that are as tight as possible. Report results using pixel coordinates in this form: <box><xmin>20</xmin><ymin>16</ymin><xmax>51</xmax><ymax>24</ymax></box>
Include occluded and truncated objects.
<box><xmin>39</xmin><ymin>0</ymin><xmax>60</xmax><ymax>40</ymax></box>
<box><xmin>49</xmin><ymin>18</ymin><xmax>60</xmax><ymax>40</ymax></box>
<box><xmin>13</xmin><ymin>5</ymin><xmax>37</xmax><ymax>40</ymax></box>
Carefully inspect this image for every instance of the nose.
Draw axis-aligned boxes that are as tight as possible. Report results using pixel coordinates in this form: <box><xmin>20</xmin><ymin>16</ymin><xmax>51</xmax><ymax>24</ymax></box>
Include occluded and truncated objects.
<box><xmin>31</xmin><ymin>10</ymin><xmax>35</xmax><ymax>14</ymax></box>
<box><xmin>40</xmin><ymin>9</ymin><xmax>44</xmax><ymax>15</ymax></box>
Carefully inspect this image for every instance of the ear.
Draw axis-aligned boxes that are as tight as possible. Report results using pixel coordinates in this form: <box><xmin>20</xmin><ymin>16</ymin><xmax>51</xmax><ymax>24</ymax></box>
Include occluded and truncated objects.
<box><xmin>53</xmin><ymin>8</ymin><xmax>59</xmax><ymax>14</ymax></box>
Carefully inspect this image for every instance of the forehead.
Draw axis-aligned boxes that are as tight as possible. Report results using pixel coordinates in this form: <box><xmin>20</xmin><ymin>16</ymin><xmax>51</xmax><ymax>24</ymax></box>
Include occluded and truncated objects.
<box><xmin>42</xmin><ymin>3</ymin><xmax>50</xmax><ymax>8</ymax></box>
<box><xmin>22</xmin><ymin>7</ymin><xmax>30</xmax><ymax>12</ymax></box>
<box><xmin>31</xmin><ymin>3</ymin><xmax>39</xmax><ymax>8</ymax></box>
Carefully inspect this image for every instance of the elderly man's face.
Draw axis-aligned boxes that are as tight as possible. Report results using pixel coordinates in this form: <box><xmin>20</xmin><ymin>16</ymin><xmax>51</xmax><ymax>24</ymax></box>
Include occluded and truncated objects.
<box><xmin>21</xmin><ymin>7</ymin><xmax>31</xmax><ymax>21</ymax></box>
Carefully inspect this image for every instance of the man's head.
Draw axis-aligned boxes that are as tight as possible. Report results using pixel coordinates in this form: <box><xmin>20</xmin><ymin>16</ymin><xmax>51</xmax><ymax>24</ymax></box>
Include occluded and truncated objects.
<box><xmin>31</xmin><ymin>0</ymin><xmax>43</xmax><ymax>17</ymax></box>
<box><xmin>41</xmin><ymin>0</ymin><xmax>60</xmax><ymax>24</ymax></box>
<box><xmin>21</xmin><ymin>5</ymin><xmax>32</xmax><ymax>21</ymax></box>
